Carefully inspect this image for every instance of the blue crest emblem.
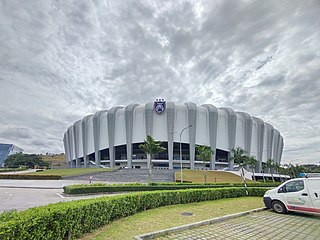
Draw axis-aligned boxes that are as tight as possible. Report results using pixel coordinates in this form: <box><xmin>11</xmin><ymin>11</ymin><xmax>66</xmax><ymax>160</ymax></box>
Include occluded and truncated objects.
<box><xmin>154</xmin><ymin>99</ymin><xmax>166</xmax><ymax>114</ymax></box>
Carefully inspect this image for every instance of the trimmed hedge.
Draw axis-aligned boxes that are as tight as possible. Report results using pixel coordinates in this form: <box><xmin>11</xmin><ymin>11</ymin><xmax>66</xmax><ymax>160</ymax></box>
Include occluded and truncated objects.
<box><xmin>0</xmin><ymin>187</ymin><xmax>267</xmax><ymax>240</ymax></box>
<box><xmin>0</xmin><ymin>168</ymin><xmax>27</xmax><ymax>173</ymax></box>
<box><xmin>63</xmin><ymin>182</ymin><xmax>279</xmax><ymax>194</ymax></box>
<box><xmin>0</xmin><ymin>174</ymin><xmax>62</xmax><ymax>180</ymax></box>
<box><xmin>148</xmin><ymin>181</ymin><xmax>280</xmax><ymax>187</ymax></box>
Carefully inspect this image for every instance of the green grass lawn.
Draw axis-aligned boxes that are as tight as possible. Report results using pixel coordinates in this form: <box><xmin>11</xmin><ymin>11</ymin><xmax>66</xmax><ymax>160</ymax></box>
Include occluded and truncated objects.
<box><xmin>23</xmin><ymin>168</ymin><xmax>116</xmax><ymax>177</ymax></box>
<box><xmin>176</xmin><ymin>169</ymin><xmax>252</xmax><ymax>183</ymax></box>
<box><xmin>79</xmin><ymin>196</ymin><xmax>264</xmax><ymax>240</ymax></box>
<box><xmin>41</xmin><ymin>154</ymin><xmax>67</xmax><ymax>168</ymax></box>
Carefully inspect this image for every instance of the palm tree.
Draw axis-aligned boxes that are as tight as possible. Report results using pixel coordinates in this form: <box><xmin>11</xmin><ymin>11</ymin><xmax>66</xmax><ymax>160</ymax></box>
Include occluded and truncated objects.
<box><xmin>196</xmin><ymin>145</ymin><xmax>214</xmax><ymax>165</ymax></box>
<box><xmin>244</xmin><ymin>156</ymin><xmax>257</xmax><ymax>181</ymax></box>
<box><xmin>231</xmin><ymin>147</ymin><xmax>246</xmax><ymax>169</ymax></box>
<box><xmin>231</xmin><ymin>147</ymin><xmax>248</xmax><ymax>194</ymax></box>
<box><xmin>261</xmin><ymin>162</ymin><xmax>267</xmax><ymax>183</ymax></box>
<box><xmin>266</xmin><ymin>159</ymin><xmax>275</xmax><ymax>182</ymax></box>
<box><xmin>139</xmin><ymin>135</ymin><xmax>166</xmax><ymax>182</ymax></box>
<box><xmin>274</xmin><ymin>162</ymin><xmax>282</xmax><ymax>182</ymax></box>
<box><xmin>196</xmin><ymin>145</ymin><xmax>214</xmax><ymax>183</ymax></box>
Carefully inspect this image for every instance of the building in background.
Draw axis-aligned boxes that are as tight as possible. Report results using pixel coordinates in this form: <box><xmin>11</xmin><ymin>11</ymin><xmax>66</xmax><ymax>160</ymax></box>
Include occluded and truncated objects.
<box><xmin>0</xmin><ymin>143</ymin><xmax>24</xmax><ymax>167</ymax></box>
<box><xmin>63</xmin><ymin>101</ymin><xmax>284</xmax><ymax>172</ymax></box>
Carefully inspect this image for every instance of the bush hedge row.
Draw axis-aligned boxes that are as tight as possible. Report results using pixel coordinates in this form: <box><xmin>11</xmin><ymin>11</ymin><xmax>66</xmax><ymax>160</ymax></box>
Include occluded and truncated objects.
<box><xmin>0</xmin><ymin>174</ymin><xmax>62</xmax><ymax>180</ymax></box>
<box><xmin>149</xmin><ymin>181</ymin><xmax>280</xmax><ymax>187</ymax></box>
<box><xmin>0</xmin><ymin>187</ymin><xmax>267</xmax><ymax>240</ymax></box>
<box><xmin>63</xmin><ymin>182</ymin><xmax>279</xmax><ymax>194</ymax></box>
<box><xmin>0</xmin><ymin>168</ymin><xmax>27</xmax><ymax>173</ymax></box>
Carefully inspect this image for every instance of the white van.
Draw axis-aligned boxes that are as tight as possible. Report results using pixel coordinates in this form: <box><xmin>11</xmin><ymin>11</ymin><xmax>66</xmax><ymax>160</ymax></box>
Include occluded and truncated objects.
<box><xmin>263</xmin><ymin>177</ymin><xmax>320</xmax><ymax>214</ymax></box>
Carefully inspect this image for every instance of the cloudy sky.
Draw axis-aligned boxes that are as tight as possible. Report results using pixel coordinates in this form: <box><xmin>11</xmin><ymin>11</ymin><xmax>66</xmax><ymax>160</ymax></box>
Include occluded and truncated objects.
<box><xmin>0</xmin><ymin>0</ymin><xmax>319</xmax><ymax>164</ymax></box>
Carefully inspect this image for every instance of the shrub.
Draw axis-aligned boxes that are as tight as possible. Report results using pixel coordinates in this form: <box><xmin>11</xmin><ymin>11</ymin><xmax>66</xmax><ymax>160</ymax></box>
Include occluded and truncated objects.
<box><xmin>0</xmin><ymin>174</ymin><xmax>62</xmax><ymax>180</ymax></box>
<box><xmin>63</xmin><ymin>182</ymin><xmax>279</xmax><ymax>194</ymax></box>
<box><xmin>0</xmin><ymin>187</ymin><xmax>268</xmax><ymax>239</ymax></box>
<box><xmin>0</xmin><ymin>168</ymin><xmax>27</xmax><ymax>173</ymax></box>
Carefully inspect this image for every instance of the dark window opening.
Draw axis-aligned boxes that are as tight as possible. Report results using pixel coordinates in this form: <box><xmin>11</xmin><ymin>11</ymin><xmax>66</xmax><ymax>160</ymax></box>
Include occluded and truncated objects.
<box><xmin>88</xmin><ymin>153</ymin><xmax>95</xmax><ymax>161</ymax></box>
<box><xmin>216</xmin><ymin>149</ymin><xmax>228</xmax><ymax>163</ymax></box>
<box><xmin>153</xmin><ymin>162</ymin><xmax>169</xmax><ymax>168</ymax></box>
<box><xmin>173</xmin><ymin>142</ymin><xmax>190</xmax><ymax>160</ymax></box>
<box><xmin>154</xmin><ymin>142</ymin><xmax>168</xmax><ymax>160</ymax></box>
<box><xmin>132</xmin><ymin>143</ymin><xmax>147</xmax><ymax>159</ymax></box>
<box><xmin>115</xmin><ymin>145</ymin><xmax>127</xmax><ymax>160</ymax></box>
<box><xmin>79</xmin><ymin>157</ymin><xmax>84</xmax><ymax>166</ymax></box>
<box><xmin>100</xmin><ymin>149</ymin><xmax>110</xmax><ymax>160</ymax></box>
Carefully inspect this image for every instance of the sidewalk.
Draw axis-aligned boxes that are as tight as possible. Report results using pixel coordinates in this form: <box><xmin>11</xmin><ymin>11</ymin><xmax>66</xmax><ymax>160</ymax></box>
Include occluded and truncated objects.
<box><xmin>137</xmin><ymin>210</ymin><xmax>320</xmax><ymax>240</ymax></box>
<box><xmin>0</xmin><ymin>179</ymin><xmax>105</xmax><ymax>189</ymax></box>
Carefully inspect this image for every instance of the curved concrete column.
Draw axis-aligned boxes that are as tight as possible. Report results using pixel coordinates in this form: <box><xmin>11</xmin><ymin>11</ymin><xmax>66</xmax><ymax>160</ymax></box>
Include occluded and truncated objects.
<box><xmin>73</xmin><ymin>120</ymin><xmax>82</xmax><ymax>168</ymax></box>
<box><xmin>63</xmin><ymin>133</ymin><xmax>67</xmax><ymax>161</ymax></box>
<box><xmin>220</xmin><ymin>108</ymin><xmax>237</xmax><ymax>169</ymax></box>
<box><xmin>125</xmin><ymin>104</ymin><xmax>139</xmax><ymax>168</ymax></box>
<box><xmin>253</xmin><ymin>117</ymin><xmax>265</xmax><ymax>172</ymax></box>
<box><xmin>81</xmin><ymin>115</ymin><xmax>93</xmax><ymax>168</ymax></box>
<box><xmin>202</xmin><ymin>104</ymin><xmax>218</xmax><ymax>170</ymax></box>
<box><xmin>265</xmin><ymin>123</ymin><xmax>274</xmax><ymax>161</ymax></box>
<box><xmin>67</xmin><ymin>126</ymin><xmax>75</xmax><ymax>164</ymax></box>
<box><xmin>166</xmin><ymin>101</ymin><xmax>175</xmax><ymax>169</ymax></box>
<box><xmin>185</xmin><ymin>102</ymin><xmax>197</xmax><ymax>169</ymax></box>
<box><xmin>278</xmin><ymin>136</ymin><xmax>284</xmax><ymax>164</ymax></box>
<box><xmin>63</xmin><ymin>132</ymin><xmax>70</xmax><ymax>164</ymax></box>
<box><xmin>273</xmin><ymin>130</ymin><xmax>281</xmax><ymax>164</ymax></box>
<box><xmin>107</xmin><ymin>106</ymin><xmax>124</xmax><ymax>168</ymax></box>
<box><xmin>273</xmin><ymin>129</ymin><xmax>280</xmax><ymax>164</ymax></box>
<box><xmin>145</xmin><ymin>102</ymin><xmax>154</xmax><ymax>137</ymax></box>
<box><xmin>93</xmin><ymin>110</ymin><xmax>107</xmax><ymax>168</ymax></box>
<box><xmin>236</xmin><ymin>112</ymin><xmax>253</xmax><ymax>155</ymax></box>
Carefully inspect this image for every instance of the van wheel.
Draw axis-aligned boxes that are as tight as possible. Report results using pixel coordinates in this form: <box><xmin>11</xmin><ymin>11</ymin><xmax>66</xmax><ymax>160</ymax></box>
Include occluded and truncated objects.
<box><xmin>272</xmin><ymin>201</ymin><xmax>286</xmax><ymax>214</ymax></box>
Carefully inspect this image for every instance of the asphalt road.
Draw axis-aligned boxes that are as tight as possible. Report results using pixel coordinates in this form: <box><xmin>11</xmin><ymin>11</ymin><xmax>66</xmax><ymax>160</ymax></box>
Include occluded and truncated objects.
<box><xmin>0</xmin><ymin>180</ymin><xmax>121</xmax><ymax>213</ymax></box>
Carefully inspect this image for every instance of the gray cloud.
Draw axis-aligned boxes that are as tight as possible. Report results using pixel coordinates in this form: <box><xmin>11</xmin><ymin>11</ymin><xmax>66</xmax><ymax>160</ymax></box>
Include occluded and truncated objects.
<box><xmin>0</xmin><ymin>0</ymin><xmax>319</xmax><ymax>164</ymax></box>
<box><xmin>1</xmin><ymin>127</ymin><xmax>33</xmax><ymax>140</ymax></box>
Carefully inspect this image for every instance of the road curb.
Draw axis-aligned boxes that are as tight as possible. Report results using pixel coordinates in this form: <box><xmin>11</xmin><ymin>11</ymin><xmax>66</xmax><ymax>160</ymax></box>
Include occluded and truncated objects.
<box><xmin>135</xmin><ymin>207</ymin><xmax>267</xmax><ymax>240</ymax></box>
<box><xmin>0</xmin><ymin>186</ymin><xmax>62</xmax><ymax>189</ymax></box>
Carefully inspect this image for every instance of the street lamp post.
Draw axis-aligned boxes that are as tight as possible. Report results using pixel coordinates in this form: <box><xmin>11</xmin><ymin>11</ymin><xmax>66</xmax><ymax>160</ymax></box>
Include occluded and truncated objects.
<box><xmin>180</xmin><ymin>125</ymin><xmax>192</xmax><ymax>183</ymax></box>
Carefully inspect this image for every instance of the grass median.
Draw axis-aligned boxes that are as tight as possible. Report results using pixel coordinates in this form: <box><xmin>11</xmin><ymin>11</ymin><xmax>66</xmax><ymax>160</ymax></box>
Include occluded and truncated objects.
<box><xmin>176</xmin><ymin>169</ymin><xmax>252</xmax><ymax>183</ymax></box>
<box><xmin>80</xmin><ymin>196</ymin><xmax>264</xmax><ymax>240</ymax></box>
<box><xmin>23</xmin><ymin>168</ymin><xmax>117</xmax><ymax>177</ymax></box>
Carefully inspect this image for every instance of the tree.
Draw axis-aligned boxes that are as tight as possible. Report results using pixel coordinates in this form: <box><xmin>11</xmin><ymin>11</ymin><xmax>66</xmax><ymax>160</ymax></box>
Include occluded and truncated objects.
<box><xmin>282</xmin><ymin>163</ymin><xmax>320</xmax><ymax>178</ymax></box>
<box><xmin>266</xmin><ymin>159</ymin><xmax>275</xmax><ymax>182</ymax></box>
<box><xmin>283</xmin><ymin>163</ymin><xmax>296</xmax><ymax>178</ymax></box>
<box><xmin>196</xmin><ymin>145</ymin><xmax>214</xmax><ymax>164</ymax></box>
<box><xmin>196</xmin><ymin>145</ymin><xmax>214</xmax><ymax>183</ymax></box>
<box><xmin>261</xmin><ymin>162</ymin><xmax>267</xmax><ymax>183</ymax></box>
<box><xmin>230</xmin><ymin>147</ymin><xmax>249</xmax><ymax>194</ymax></box>
<box><xmin>274</xmin><ymin>162</ymin><xmax>283</xmax><ymax>182</ymax></box>
<box><xmin>231</xmin><ymin>147</ymin><xmax>246</xmax><ymax>168</ymax></box>
<box><xmin>5</xmin><ymin>153</ymin><xmax>49</xmax><ymax>168</ymax></box>
<box><xmin>244</xmin><ymin>156</ymin><xmax>257</xmax><ymax>181</ymax></box>
<box><xmin>139</xmin><ymin>135</ymin><xmax>166</xmax><ymax>182</ymax></box>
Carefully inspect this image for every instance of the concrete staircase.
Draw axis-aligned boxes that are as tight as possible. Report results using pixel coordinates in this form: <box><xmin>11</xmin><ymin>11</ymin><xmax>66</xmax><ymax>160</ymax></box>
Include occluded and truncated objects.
<box><xmin>66</xmin><ymin>169</ymin><xmax>176</xmax><ymax>183</ymax></box>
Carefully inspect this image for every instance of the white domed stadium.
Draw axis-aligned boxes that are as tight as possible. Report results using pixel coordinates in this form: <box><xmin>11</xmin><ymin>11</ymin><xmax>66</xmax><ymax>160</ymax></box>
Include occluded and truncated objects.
<box><xmin>63</xmin><ymin>100</ymin><xmax>284</xmax><ymax>173</ymax></box>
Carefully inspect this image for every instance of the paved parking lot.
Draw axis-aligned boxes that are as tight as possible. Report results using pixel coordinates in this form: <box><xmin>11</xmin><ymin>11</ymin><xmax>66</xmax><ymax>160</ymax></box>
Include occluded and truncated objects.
<box><xmin>153</xmin><ymin>210</ymin><xmax>320</xmax><ymax>240</ymax></box>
